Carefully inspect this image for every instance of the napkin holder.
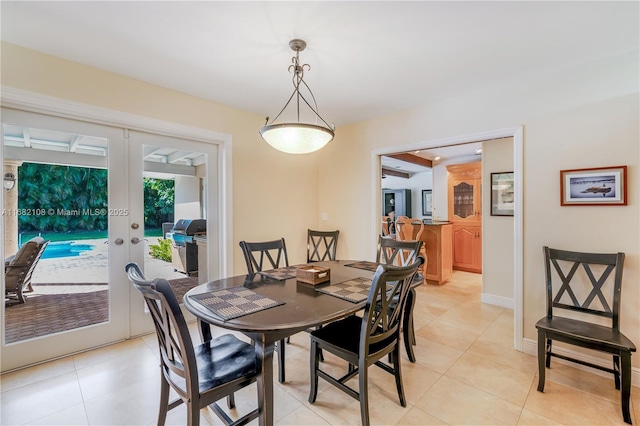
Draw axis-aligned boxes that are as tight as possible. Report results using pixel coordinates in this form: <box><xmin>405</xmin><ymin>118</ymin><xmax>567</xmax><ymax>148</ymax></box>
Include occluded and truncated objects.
<box><xmin>296</xmin><ymin>265</ymin><xmax>331</xmax><ymax>285</ymax></box>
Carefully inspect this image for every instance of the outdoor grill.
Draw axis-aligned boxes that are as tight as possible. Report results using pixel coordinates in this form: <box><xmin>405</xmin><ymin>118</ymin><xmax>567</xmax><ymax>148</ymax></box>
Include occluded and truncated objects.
<box><xmin>166</xmin><ymin>218</ymin><xmax>206</xmax><ymax>275</ymax></box>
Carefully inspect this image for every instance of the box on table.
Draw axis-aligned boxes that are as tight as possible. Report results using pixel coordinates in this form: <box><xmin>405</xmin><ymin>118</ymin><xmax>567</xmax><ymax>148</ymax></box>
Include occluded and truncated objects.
<box><xmin>296</xmin><ymin>265</ymin><xmax>331</xmax><ymax>285</ymax></box>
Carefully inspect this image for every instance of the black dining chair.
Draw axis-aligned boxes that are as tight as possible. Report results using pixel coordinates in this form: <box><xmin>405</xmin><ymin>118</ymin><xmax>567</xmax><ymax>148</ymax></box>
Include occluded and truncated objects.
<box><xmin>125</xmin><ymin>263</ymin><xmax>259</xmax><ymax>426</ymax></box>
<box><xmin>535</xmin><ymin>247</ymin><xmax>636</xmax><ymax>424</ymax></box>
<box><xmin>307</xmin><ymin>229</ymin><xmax>339</xmax><ymax>262</ymax></box>
<box><xmin>376</xmin><ymin>236</ymin><xmax>423</xmax><ymax>362</ymax></box>
<box><xmin>308</xmin><ymin>257</ymin><xmax>424</xmax><ymax>426</ymax></box>
<box><xmin>238</xmin><ymin>238</ymin><xmax>289</xmax><ymax>383</ymax></box>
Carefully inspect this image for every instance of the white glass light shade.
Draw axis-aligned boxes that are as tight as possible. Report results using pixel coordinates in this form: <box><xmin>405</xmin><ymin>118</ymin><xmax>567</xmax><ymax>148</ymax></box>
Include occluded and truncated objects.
<box><xmin>260</xmin><ymin>123</ymin><xmax>334</xmax><ymax>154</ymax></box>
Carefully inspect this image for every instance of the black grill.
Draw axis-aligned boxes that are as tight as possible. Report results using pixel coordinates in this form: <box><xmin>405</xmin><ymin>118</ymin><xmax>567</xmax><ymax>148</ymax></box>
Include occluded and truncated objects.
<box><xmin>167</xmin><ymin>219</ymin><xmax>206</xmax><ymax>275</ymax></box>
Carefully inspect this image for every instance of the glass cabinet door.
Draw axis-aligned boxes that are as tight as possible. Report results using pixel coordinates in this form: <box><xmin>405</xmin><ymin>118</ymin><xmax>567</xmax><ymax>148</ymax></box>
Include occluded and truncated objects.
<box><xmin>453</xmin><ymin>181</ymin><xmax>475</xmax><ymax>219</ymax></box>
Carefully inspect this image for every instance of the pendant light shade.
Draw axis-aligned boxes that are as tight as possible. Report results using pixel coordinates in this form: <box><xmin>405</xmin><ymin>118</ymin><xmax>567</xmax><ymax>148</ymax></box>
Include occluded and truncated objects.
<box><xmin>259</xmin><ymin>39</ymin><xmax>335</xmax><ymax>154</ymax></box>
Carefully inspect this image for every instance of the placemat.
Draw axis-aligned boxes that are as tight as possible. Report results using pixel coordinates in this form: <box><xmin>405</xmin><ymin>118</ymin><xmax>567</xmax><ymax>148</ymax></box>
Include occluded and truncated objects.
<box><xmin>315</xmin><ymin>277</ymin><xmax>373</xmax><ymax>303</ymax></box>
<box><xmin>188</xmin><ymin>287</ymin><xmax>285</xmax><ymax>320</ymax></box>
<box><xmin>258</xmin><ymin>266</ymin><xmax>299</xmax><ymax>280</ymax></box>
<box><xmin>345</xmin><ymin>261</ymin><xmax>380</xmax><ymax>272</ymax></box>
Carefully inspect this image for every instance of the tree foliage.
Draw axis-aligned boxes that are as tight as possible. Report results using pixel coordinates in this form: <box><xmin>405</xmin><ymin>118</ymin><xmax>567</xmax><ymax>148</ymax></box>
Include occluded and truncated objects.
<box><xmin>17</xmin><ymin>163</ymin><xmax>175</xmax><ymax>233</ymax></box>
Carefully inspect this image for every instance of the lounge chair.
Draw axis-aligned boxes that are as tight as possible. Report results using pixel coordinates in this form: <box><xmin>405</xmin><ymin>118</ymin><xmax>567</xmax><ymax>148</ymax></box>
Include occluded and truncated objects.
<box><xmin>5</xmin><ymin>237</ymin><xmax>49</xmax><ymax>304</ymax></box>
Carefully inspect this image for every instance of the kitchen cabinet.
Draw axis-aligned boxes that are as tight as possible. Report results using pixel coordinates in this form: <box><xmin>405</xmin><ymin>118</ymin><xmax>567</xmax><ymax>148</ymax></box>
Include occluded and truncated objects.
<box><xmin>421</xmin><ymin>222</ymin><xmax>453</xmax><ymax>285</ymax></box>
<box><xmin>447</xmin><ymin>162</ymin><xmax>482</xmax><ymax>273</ymax></box>
<box><xmin>382</xmin><ymin>189</ymin><xmax>411</xmax><ymax>217</ymax></box>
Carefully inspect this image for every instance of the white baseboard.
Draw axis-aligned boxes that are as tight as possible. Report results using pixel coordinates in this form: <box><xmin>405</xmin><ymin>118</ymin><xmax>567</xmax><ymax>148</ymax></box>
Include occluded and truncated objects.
<box><xmin>481</xmin><ymin>293</ymin><xmax>513</xmax><ymax>309</ymax></box>
<box><xmin>522</xmin><ymin>338</ymin><xmax>640</xmax><ymax>388</ymax></box>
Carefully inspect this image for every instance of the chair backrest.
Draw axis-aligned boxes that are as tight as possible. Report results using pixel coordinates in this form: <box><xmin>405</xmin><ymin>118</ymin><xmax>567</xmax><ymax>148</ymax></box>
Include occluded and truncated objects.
<box><xmin>239</xmin><ymin>238</ymin><xmax>289</xmax><ymax>274</ymax></box>
<box><xmin>125</xmin><ymin>262</ymin><xmax>198</xmax><ymax>399</ymax></box>
<box><xmin>376</xmin><ymin>235</ymin><xmax>423</xmax><ymax>267</ymax></box>
<box><xmin>361</xmin><ymin>257</ymin><xmax>424</xmax><ymax>356</ymax></box>
<box><xmin>5</xmin><ymin>237</ymin><xmax>48</xmax><ymax>290</ymax></box>
<box><xmin>395</xmin><ymin>217</ymin><xmax>424</xmax><ymax>242</ymax></box>
<box><xmin>543</xmin><ymin>246</ymin><xmax>625</xmax><ymax>329</ymax></box>
<box><xmin>307</xmin><ymin>229</ymin><xmax>339</xmax><ymax>262</ymax></box>
<box><xmin>381</xmin><ymin>216</ymin><xmax>392</xmax><ymax>236</ymax></box>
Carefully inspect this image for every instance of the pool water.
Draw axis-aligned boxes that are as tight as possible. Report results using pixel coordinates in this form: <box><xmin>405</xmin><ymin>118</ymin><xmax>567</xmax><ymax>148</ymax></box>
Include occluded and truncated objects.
<box><xmin>41</xmin><ymin>241</ymin><xmax>96</xmax><ymax>259</ymax></box>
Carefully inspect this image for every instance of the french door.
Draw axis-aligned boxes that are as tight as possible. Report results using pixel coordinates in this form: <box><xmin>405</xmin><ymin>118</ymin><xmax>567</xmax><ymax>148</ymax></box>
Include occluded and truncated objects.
<box><xmin>1</xmin><ymin>108</ymin><xmax>220</xmax><ymax>371</ymax></box>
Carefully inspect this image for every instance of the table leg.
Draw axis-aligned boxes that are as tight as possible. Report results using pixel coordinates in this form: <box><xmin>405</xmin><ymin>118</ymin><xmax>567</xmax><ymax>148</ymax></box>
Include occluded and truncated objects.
<box><xmin>254</xmin><ymin>334</ymin><xmax>276</xmax><ymax>426</ymax></box>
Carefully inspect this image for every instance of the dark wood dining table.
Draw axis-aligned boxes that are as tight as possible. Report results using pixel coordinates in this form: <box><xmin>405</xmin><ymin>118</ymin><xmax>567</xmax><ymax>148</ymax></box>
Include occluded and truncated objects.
<box><xmin>182</xmin><ymin>260</ymin><xmax>378</xmax><ymax>426</ymax></box>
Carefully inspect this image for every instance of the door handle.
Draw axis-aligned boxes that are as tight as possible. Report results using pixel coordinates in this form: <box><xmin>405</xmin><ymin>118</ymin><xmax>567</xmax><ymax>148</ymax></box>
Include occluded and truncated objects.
<box><xmin>113</xmin><ymin>238</ymin><xmax>124</xmax><ymax>246</ymax></box>
<box><xmin>131</xmin><ymin>237</ymin><xmax>141</xmax><ymax>245</ymax></box>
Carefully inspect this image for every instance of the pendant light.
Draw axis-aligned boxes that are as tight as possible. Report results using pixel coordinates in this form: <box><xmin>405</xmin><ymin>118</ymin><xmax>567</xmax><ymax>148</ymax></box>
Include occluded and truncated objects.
<box><xmin>259</xmin><ymin>39</ymin><xmax>335</xmax><ymax>154</ymax></box>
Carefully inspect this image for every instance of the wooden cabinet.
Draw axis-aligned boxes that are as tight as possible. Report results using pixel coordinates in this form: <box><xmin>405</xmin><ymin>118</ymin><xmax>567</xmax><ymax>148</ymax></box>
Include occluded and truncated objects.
<box><xmin>447</xmin><ymin>162</ymin><xmax>482</xmax><ymax>273</ymax></box>
<box><xmin>382</xmin><ymin>189</ymin><xmax>411</xmax><ymax>217</ymax></box>
<box><xmin>421</xmin><ymin>223</ymin><xmax>453</xmax><ymax>285</ymax></box>
<box><xmin>452</xmin><ymin>224</ymin><xmax>481</xmax><ymax>273</ymax></box>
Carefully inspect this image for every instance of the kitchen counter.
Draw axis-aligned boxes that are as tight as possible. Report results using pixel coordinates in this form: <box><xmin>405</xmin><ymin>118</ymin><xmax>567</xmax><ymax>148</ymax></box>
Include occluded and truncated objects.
<box><xmin>418</xmin><ymin>222</ymin><xmax>453</xmax><ymax>285</ymax></box>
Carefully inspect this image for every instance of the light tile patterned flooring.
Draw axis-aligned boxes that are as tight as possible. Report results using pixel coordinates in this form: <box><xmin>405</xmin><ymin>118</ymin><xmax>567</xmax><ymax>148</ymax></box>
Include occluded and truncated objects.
<box><xmin>1</xmin><ymin>271</ymin><xmax>638</xmax><ymax>425</ymax></box>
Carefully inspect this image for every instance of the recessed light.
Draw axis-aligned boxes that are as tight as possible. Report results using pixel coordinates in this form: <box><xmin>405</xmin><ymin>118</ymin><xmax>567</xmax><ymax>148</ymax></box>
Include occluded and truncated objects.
<box><xmin>475</xmin><ymin>148</ymin><xmax>483</xmax><ymax>154</ymax></box>
<box><xmin>434</xmin><ymin>156</ymin><xmax>441</xmax><ymax>161</ymax></box>
<box><xmin>414</xmin><ymin>150</ymin><xmax>420</xmax><ymax>154</ymax></box>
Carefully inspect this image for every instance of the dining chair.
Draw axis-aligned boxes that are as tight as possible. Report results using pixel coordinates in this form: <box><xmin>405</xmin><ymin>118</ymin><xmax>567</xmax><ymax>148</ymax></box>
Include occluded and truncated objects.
<box><xmin>5</xmin><ymin>236</ymin><xmax>49</xmax><ymax>304</ymax></box>
<box><xmin>308</xmin><ymin>257</ymin><xmax>424</xmax><ymax>426</ymax></box>
<box><xmin>125</xmin><ymin>262</ymin><xmax>259</xmax><ymax>426</ymax></box>
<box><xmin>535</xmin><ymin>247</ymin><xmax>636</xmax><ymax>424</ymax></box>
<box><xmin>238</xmin><ymin>238</ymin><xmax>289</xmax><ymax>382</ymax></box>
<box><xmin>376</xmin><ymin>236</ymin><xmax>423</xmax><ymax>362</ymax></box>
<box><xmin>307</xmin><ymin>229</ymin><xmax>339</xmax><ymax>262</ymax></box>
<box><xmin>394</xmin><ymin>217</ymin><xmax>427</xmax><ymax>275</ymax></box>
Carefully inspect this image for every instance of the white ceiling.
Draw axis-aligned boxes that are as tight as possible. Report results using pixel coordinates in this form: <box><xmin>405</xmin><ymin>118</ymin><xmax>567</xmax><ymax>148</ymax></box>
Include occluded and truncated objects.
<box><xmin>1</xmin><ymin>1</ymin><xmax>637</xmax><ymax>131</ymax></box>
<box><xmin>1</xmin><ymin>2</ymin><xmax>637</xmax><ymax>175</ymax></box>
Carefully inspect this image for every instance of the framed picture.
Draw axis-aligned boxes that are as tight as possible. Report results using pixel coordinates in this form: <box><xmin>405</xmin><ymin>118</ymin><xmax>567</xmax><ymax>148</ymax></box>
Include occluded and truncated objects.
<box><xmin>422</xmin><ymin>189</ymin><xmax>433</xmax><ymax>216</ymax></box>
<box><xmin>560</xmin><ymin>165</ymin><xmax>627</xmax><ymax>206</ymax></box>
<box><xmin>491</xmin><ymin>172</ymin><xmax>514</xmax><ymax>216</ymax></box>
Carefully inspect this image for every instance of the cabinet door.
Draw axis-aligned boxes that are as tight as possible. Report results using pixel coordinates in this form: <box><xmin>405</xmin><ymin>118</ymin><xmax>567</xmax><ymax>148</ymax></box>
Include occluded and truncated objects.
<box><xmin>449</xmin><ymin>178</ymin><xmax>481</xmax><ymax>223</ymax></box>
<box><xmin>452</xmin><ymin>224</ymin><xmax>482</xmax><ymax>273</ymax></box>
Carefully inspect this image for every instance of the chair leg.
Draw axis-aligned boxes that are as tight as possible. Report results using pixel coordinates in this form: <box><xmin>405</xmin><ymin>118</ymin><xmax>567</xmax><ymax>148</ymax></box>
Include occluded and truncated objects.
<box><xmin>186</xmin><ymin>400</ymin><xmax>199</xmax><ymax>426</ymax></box>
<box><xmin>277</xmin><ymin>339</ymin><xmax>286</xmax><ymax>383</ymax></box>
<box><xmin>403</xmin><ymin>289</ymin><xmax>417</xmax><ymax>362</ymax></box>
<box><xmin>621</xmin><ymin>351</ymin><xmax>632</xmax><ymax>424</ymax></box>
<box><xmin>613</xmin><ymin>354</ymin><xmax>621</xmax><ymax>390</ymax></box>
<box><xmin>393</xmin><ymin>344</ymin><xmax>407</xmax><ymax>407</ymax></box>
<box><xmin>358</xmin><ymin>358</ymin><xmax>370</xmax><ymax>426</ymax></box>
<box><xmin>545</xmin><ymin>338</ymin><xmax>552</xmax><ymax>368</ymax></box>
<box><xmin>308</xmin><ymin>341</ymin><xmax>320</xmax><ymax>403</ymax></box>
<box><xmin>227</xmin><ymin>393</ymin><xmax>235</xmax><ymax>409</ymax></box>
<box><xmin>158</xmin><ymin>376</ymin><xmax>170</xmax><ymax>426</ymax></box>
<box><xmin>536</xmin><ymin>331</ymin><xmax>546</xmax><ymax>392</ymax></box>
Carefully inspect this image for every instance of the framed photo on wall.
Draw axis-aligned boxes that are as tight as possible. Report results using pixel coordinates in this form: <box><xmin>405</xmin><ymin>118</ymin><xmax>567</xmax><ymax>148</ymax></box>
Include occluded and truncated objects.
<box><xmin>560</xmin><ymin>165</ymin><xmax>627</xmax><ymax>206</ymax></box>
<box><xmin>422</xmin><ymin>189</ymin><xmax>433</xmax><ymax>216</ymax></box>
<box><xmin>491</xmin><ymin>172</ymin><xmax>514</xmax><ymax>216</ymax></box>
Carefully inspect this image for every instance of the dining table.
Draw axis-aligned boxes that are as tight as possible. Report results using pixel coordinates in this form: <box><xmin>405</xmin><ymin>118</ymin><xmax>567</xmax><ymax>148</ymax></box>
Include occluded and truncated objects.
<box><xmin>182</xmin><ymin>259</ymin><xmax>381</xmax><ymax>426</ymax></box>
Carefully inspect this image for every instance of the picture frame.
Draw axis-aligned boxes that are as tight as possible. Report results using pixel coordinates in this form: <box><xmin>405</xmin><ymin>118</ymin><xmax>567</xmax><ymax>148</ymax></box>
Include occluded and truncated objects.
<box><xmin>560</xmin><ymin>165</ymin><xmax>627</xmax><ymax>206</ymax></box>
<box><xmin>422</xmin><ymin>189</ymin><xmax>433</xmax><ymax>216</ymax></box>
<box><xmin>490</xmin><ymin>172</ymin><xmax>514</xmax><ymax>216</ymax></box>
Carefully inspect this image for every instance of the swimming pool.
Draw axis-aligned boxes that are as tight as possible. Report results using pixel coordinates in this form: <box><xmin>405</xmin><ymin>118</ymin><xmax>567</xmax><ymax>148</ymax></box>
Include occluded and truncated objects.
<box><xmin>41</xmin><ymin>241</ymin><xmax>96</xmax><ymax>259</ymax></box>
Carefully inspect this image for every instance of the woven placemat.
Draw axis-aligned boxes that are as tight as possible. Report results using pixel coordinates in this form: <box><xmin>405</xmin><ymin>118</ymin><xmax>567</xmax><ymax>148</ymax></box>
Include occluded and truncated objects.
<box><xmin>258</xmin><ymin>266</ymin><xmax>299</xmax><ymax>280</ymax></box>
<box><xmin>315</xmin><ymin>277</ymin><xmax>373</xmax><ymax>303</ymax></box>
<box><xmin>345</xmin><ymin>261</ymin><xmax>380</xmax><ymax>272</ymax></box>
<box><xmin>188</xmin><ymin>287</ymin><xmax>284</xmax><ymax>320</ymax></box>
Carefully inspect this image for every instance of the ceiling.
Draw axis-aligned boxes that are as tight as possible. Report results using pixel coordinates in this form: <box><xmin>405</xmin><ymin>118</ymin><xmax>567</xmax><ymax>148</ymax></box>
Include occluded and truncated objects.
<box><xmin>1</xmin><ymin>1</ymin><xmax>637</xmax><ymax>174</ymax></box>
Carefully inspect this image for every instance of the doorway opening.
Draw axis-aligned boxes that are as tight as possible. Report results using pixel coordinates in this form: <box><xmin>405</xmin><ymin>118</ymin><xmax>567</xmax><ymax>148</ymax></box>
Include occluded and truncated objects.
<box><xmin>373</xmin><ymin>127</ymin><xmax>523</xmax><ymax>350</ymax></box>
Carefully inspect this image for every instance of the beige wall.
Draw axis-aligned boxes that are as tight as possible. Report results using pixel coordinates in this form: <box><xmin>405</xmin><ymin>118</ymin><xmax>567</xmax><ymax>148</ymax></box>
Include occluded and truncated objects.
<box><xmin>482</xmin><ymin>138</ymin><xmax>514</xmax><ymax>300</ymax></box>
<box><xmin>0</xmin><ymin>42</ymin><xmax>320</xmax><ymax>272</ymax></box>
<box><xmin>317</xmin><ymin>50</ymin><xmax>639</xmax><ymax>369</ymax></box>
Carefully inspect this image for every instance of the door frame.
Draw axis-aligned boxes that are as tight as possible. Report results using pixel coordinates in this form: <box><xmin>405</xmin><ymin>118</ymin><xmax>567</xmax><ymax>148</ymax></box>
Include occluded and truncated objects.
<box><xmin>371</xmin><ymin>126</ymin><xmax>524</xmax><ymax>351</ymax></box>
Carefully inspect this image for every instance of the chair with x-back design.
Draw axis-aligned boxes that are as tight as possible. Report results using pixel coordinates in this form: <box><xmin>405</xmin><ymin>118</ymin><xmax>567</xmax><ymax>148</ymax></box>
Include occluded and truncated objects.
<box><xmin>307</xmin><ymin>229</ymin><xmax>339</xmax><ymax>262</ymax></box>
<box><xmin>535</xmin><ymin>246</ymin><xmax>636</xmax><ymax>424</ymax></box>
<box><xmin>238</xmin><ymin>238</ymin><xmax>289</xmax><ymax>383</ymax></box>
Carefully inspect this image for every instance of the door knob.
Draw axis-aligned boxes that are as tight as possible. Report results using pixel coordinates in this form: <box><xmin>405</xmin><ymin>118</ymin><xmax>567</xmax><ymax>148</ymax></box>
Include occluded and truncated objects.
<box><xmin>131</xmin><ymin>237</ymin><xmax>141</xmax><ymax>245</ymax></box>
<box><xmin>114</xmin><ymin>238</ymin><xmax>124</xmax><ymax>246</ymax></box>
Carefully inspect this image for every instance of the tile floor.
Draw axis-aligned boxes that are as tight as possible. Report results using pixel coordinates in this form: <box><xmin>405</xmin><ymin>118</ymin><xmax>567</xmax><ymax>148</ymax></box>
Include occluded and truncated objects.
<box><xmin>1</xmin><ymin>271</ymin><xmax>637</xmax><ymax>425</ymax></box>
